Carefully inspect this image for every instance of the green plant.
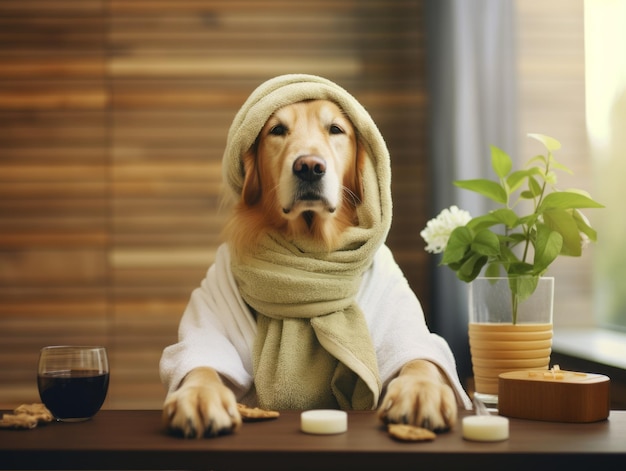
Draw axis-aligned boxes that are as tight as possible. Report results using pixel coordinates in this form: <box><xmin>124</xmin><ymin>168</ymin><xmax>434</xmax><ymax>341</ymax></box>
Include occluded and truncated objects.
<box><xmin>420</xmin><ymin>134</ymin><xmax>604</xmax><ymax>323</ymax></box>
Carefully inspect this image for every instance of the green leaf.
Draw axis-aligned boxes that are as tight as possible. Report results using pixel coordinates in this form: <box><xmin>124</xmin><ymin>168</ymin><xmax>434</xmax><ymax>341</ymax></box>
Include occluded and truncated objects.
<box><xmin>528</xmin><ymin>175</ymin><xmax>542</xmax><ymax>197</ymax></box>
<box><xmin>572</xmin><ymin>209</ymin><xmax>597</xmax><ymax>242</ymax></box>
<box><xmin>457</xmin><ymin>253</ymin><xmax>487</xmax><ymax>282</ymax></box>
<box><xmin>549</xmin><ymin>157</ymin><xmax>573</xmax><ymax>174</ymax></box>
<box><xmin>527</xmin><ymin>154</ymin><xmax>547</xmax><ymax>168</ymax></box>
<box><xmin>454</xmin><ymin>179</ymin><xmax>507</xmax><ymax>204</ymax></box>
<box><xmin>491</xmin><ymin>208</ymin><xmax>520</xmax><ymax>228</ymax></box>
<box><xmin>471</xmin><ymin>230</ymin><xmax>501</xmax><ymax>257</ymax></box>
<box><xmin>466</xmin><ymin>210</ymin><xmax>520</xmax><ymax>232</ymax></box>
<box><xmin>507</xmin><ymin>261</ymin><xmax>535</xmax><ymax>276</ymax></box>
<box><xmin>441</xmin><ymin>226</ymin><xmax>472</xmax><ymax>265</ymax></box>
<box><xmin>506</xmin><ymin>233</ymin><xmax>528</xmax><ymax>247</ymax></box>
<box><xmin>499</xmin><ymin>244</ymin><xmax>523</xmax><ymax>266</ymax></box>
<box><xmin>491</xmin><ymin>145</ymin><xmax>512</xmax><ymax>178</ymax></box>
<box><xmin>533</xmin><ymin>223</ymin><xmax>563</xmax><ymax>270</ymax></box>
<box><xmin>564</xmin><ymin>188</ymin><xmax>595</xmax><ymax>199</ymax></box>
<box><xmin>467</xmin><ymin>213</ymin><xmax>500</xmax><ymax>232</ymax></box>
<box><xmin>518</xmin><ymin>214</ymin><xmax>538</xmax><ymax>226</ymax></box>
<box><xmin>485</xmin><ymin>263</ymin><xmax>502</xmax><ymax>277</ymax></box>
<box><xmin>507</xmin><ymin>169</ymin><xmax>534</xmax><ymax>193</ymax></box>
<box><xmin>528</xmin><ymin>133</ymin><xmax>562</xmax><ymax>152</ymax></box>
<box><xmin>509</xmin><ymin>275</ymin><xmax>540</xmax><ymax>304</ymax></box>
<box><xmin>544</xmin><ymin>170</ymin><xmax>557</xmax><ymax>185</ymax></box>
<box><xmin>542</xmin><ymin>209</ymin><xmax>582</xmax><ymax>256</ymax></box>
<box><xmin>538</xmin><ymin>191</ymin><xmax>605</xmax><ymax>212</ymax></box>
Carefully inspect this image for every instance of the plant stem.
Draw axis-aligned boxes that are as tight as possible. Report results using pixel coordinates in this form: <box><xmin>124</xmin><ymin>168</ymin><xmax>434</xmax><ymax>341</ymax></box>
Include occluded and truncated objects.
<box><xmin>512</xmin><ymin>290</ymin><xmax>519</xmax><ymax>325</ymax></box>
<box><xmin>520</xmin><ymin>155</ymin><xmax>552</xmax><ymax>266</ymax></box>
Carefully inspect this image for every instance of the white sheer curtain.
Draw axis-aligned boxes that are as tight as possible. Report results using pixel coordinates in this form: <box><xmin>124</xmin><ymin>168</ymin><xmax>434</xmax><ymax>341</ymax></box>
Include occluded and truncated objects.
<box><xmin>424</xmin><ymin>0</ymin><xmax>517</xmax><ymax>381</ymax></box>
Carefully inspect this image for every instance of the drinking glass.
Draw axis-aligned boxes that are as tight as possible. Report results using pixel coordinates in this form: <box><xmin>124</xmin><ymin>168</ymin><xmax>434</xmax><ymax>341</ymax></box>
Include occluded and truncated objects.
<box><xmin>37</xmin><ymin>346</ymin><xmax>109</xmax><ymax>422</ymax></box>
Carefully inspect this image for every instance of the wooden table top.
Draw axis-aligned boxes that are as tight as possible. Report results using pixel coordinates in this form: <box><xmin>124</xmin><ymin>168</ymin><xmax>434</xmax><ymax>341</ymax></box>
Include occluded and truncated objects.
<box><xmin>1</xmin><ymin>409</ymin><xmax>625</xmax><ymax>470</ymax></box>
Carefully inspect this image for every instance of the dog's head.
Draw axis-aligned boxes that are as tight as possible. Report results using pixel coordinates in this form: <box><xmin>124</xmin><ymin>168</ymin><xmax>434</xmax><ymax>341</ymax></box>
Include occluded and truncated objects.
<box><xmin>221</xmin><ymin>74</ymin><xmax>392</xmax><ymax>255</ymax></box>
<box><xmin>227</xmin><ymin>99</ymin><xmax>366</xmax><ymax>252</ymax></box>
<box><xmin>243</xmin><ymin>100</ymin><xmax>365</xmax><ymax>223</ymax></box>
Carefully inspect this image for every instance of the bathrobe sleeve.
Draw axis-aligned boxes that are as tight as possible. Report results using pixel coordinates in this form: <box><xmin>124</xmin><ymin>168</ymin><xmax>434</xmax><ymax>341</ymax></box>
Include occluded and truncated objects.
<box><xmin>359</xmin><ymin>244</ymin><xmax>472</xmax><ymax>410</ymax></box>
<box><xmin>159</xmin><ymin>244</ymin><xmax>257</xmax><ymax>398</ymax></box>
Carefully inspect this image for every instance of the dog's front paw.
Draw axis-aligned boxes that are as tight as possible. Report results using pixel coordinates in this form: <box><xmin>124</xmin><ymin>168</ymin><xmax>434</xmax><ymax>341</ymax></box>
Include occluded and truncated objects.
<box><xmin>163</xmin><ymin>382</ymin><xmax>241</xmax><ymax>439</ymax></box>
<box><xmin>378</xmin><ymin>375</ymin><xmax>457</xmax><ymax>432</ymax></box>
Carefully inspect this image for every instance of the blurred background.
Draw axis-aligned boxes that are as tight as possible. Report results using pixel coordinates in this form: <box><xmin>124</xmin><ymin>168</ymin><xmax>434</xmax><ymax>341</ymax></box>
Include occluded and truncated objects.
<box><xmin>2</xmin><ymin>0</ymin><xmax>621</xmax><ymax>410</ymax></box>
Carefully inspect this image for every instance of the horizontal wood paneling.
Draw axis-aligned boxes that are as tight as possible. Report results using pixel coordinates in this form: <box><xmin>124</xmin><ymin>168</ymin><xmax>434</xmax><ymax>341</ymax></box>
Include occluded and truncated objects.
<box><xmin>0</xmin><ymin>0</ymin><xmax>428</xmax><ymax>409</ymax></box>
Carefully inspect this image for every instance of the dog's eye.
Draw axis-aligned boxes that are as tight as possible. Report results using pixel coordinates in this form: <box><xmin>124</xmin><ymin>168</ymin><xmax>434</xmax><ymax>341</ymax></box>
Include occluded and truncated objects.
<box><xmin>329</xmin><ymin>124</ymin><xmax>345</xmax><ymax>135</ymax></box>
<box><xmin>269</xmin><ymin>124</ymin><xmax>287</xmax><ymax>136</ymax></box>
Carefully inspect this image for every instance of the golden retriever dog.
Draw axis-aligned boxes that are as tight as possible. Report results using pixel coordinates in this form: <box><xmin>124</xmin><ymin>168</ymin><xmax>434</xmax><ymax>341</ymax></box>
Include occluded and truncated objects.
<box><xmin>161</xmin><ymin>97</ymin><xmax>464</xmax><ymax>438</ymax></box>
<box><xmin>226</xmin><ymin>100</ymin><xmax>364</xmax><ymax>253</ymax></box>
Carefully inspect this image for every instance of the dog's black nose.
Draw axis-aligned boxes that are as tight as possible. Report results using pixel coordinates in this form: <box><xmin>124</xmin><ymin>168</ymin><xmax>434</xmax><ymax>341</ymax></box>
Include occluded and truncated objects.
<box><xmin>293</xmin><ymin>155</ymin><xmax>326</xmax><ymax>182</ymax></box>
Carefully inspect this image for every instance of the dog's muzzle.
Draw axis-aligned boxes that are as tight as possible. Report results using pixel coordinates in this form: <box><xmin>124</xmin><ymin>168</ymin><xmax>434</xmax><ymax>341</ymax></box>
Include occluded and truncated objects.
<box><xmin>282</xmin><ymin>155</ymin><xmax>335</xmax><ymax>215</ymax></box>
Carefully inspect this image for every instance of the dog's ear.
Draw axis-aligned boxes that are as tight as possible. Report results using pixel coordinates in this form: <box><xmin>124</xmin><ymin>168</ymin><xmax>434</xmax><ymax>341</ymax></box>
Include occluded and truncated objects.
<box><xmin>241</xmin><ymin>147</ymin><xmax>262</xmax><ymax>206</ymax></box>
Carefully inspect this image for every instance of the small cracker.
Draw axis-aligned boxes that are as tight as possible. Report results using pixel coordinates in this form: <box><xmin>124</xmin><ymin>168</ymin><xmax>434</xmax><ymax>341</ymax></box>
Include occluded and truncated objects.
<box><xmin>236</xmin><ymin>403</ymin><xmax>280</xmax><ymax>421</ymax></box>
<box><xmin>13</xmin><ymin>403</ymin><xmax>53</xmax><ymax>423</ymax></box>
<box><xmin>387</xmin><ymin>423</ymin><xmax>437</xmax><ymax>442</ymax></box>
<box><xmin>0</xmin><ymin>413</ymin><xmax>39</xmax><ymax>429</ymax></box>
<box><xmin>0</xmin><ymin>403</ymin><xmax>54</xmax><ymax>429</ymax></box>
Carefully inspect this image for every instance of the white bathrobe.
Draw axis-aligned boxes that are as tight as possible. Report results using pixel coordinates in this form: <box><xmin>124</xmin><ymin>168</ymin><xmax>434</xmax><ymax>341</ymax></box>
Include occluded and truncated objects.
<box><xmin>160</xmin><ymin>243</ymin><xmax>472</xmax><ymax>410</ymax></box>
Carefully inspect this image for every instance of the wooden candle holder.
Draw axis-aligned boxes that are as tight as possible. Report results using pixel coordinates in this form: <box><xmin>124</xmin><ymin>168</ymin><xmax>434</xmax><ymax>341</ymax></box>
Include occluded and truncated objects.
<box><xmin>498</xmin><ymin>367</ymin><xmax>610</xmax><ymax>423</ymax></box>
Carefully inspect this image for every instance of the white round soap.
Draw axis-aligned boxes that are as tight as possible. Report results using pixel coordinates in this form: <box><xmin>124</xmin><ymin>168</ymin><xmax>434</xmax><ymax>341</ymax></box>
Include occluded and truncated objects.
<box><xmin>462</xmin><ymin>415</ymin><xmax>509</xmax><ymax>441</ymax></box>
<box><xmin>300</xmin><ymin>410</ymin><xmax>348</xmax><ymax>435</ymax></box>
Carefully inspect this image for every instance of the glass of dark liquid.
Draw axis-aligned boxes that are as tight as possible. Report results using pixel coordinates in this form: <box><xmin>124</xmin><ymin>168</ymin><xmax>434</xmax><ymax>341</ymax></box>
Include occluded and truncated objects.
<box><xmin>37</xmin><ymin>346</ymin><xmax>109</xmax><ymax>422</ymax></box>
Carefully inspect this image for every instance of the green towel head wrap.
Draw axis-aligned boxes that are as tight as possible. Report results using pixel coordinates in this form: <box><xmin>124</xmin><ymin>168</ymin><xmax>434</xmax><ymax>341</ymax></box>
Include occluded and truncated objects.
<box><xmin>222</xmin><ymin>74</ymin><xmax>392</xmax><ymax>410</ymax></box>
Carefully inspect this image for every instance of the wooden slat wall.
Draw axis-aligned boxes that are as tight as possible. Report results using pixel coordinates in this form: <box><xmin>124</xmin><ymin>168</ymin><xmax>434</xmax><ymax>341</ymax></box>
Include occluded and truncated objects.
<box><xmin>0</xmin><ymin>0</ymin><xmax>429</xmax><ymax>409</ymax></box>
<box><xmin>0</xmin><ymin>0</ymin><xmax>110</xmax><ymax>407</ymax></box>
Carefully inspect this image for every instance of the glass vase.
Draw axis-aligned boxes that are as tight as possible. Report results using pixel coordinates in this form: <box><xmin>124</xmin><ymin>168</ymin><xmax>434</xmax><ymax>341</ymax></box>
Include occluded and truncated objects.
<box><xmin>468</xmin><ymin>276</ymin><xmax>554</xmax><ymax>408</ymax></box>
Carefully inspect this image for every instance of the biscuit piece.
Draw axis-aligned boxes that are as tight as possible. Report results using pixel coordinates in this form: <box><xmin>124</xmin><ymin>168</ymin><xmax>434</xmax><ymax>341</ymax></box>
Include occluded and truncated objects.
<box><xmin>388</xmin><ymin>423</ymin><xmax>437</xmax><ymax>442</ymax></box>
<box><xmin>0</xmin><ymin>403</ymin><xmax>54</xmax><ymax>429</ymax></box>
<box><xmin>236</xmin><ymin>403</ymin><xmax>280</xmax><ymax>421</ymax></box>
<box><xmin>0</xmin><ymin>413</ymin><xmax>39</xmax><ymax>429</ymax></box>
<box><xmin>14</xmin><ymin>403</ymin><xmax>53</xmax><ymax>423</ymax></box>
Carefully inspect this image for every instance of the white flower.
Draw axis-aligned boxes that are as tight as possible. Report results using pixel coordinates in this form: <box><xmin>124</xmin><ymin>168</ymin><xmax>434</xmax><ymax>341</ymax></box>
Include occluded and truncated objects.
<box><xmin>420</xmin><ymin>205</ymin><xmax>472</xmax><ymax>254</ymax></box>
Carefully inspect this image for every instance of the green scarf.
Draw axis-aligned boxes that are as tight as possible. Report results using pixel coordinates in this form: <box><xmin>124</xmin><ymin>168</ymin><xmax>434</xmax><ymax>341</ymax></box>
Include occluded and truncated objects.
<box><xmin>223</xmin><ymin>75</ymin><xmax>392</xmax><ymax>410</ymax></box>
